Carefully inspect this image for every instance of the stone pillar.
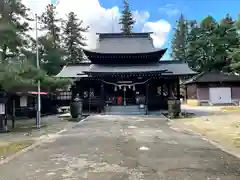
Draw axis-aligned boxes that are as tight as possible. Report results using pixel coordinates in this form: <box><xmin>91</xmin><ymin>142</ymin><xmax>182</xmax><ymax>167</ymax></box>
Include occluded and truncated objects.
<box><xmin>168</xmin><ymin>79</ymin><xmax>181</xmax><ymax>118</ymax></box>
<box><xmin>176</xmin><ymin>78</ymin><xmax>180</xmax><ymax>99</ymax></box>
<box><xmin>168</xmin><ymin>99</ymin><xmax>181</xmax><ymax>118</ymax></box>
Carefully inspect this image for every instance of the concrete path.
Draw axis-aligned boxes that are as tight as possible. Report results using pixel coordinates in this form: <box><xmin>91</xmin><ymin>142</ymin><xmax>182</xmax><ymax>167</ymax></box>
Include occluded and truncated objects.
<box><xmin>0</xmin><ymin>115</ymin><xmax>240</xmax><ymax>180</ymax></box>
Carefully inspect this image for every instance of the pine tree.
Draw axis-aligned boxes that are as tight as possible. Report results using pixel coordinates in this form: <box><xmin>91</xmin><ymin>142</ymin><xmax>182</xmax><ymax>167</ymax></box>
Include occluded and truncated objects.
<box><xmin>38</xmin><ymin>4</ymin><xmax>64</xmax><ymax>75</ymax></box>
<box><xmin>62</xmin><ymin>11</ymin><xmax>89</xmax><ymax>63</ymax></box>
<box><xmin>229</xmin><ymin>15</ymin><xmax>240</xmax><ymax>73</ymax></box>
<box><xmin>185</xmin><ymin>20</ymin><xmax>199</xmax><ymax>70</ymax></box>
<box><xmin>214</xmin><ymin>14</ymin><xmax>239</xmax><ymax>72</ymax></box>
<box><xmin>0</xmin><ymin>0</ymin><xmax>32</xmax><ymax>62</ymax></box>
<box><xmin>171</xmin><ymin>14</ymin><xmax>188</xmax><ymax>61</ymax></box>
<box><xmin>39</xmin><ymin>4</ymin><xmax>61</xmax><ymax>47</ymax></box>
<box><xmin>119</xmin><ymin>0</ymin><xmax>135</xmax><ymax>34</ymax></box>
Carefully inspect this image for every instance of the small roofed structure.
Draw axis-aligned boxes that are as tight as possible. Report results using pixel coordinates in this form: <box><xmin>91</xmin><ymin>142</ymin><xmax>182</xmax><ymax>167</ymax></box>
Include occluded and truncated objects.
<box><xmin>183</xmin><ymin>71</ymin><xmax>240</xmax><ymax>106</ymax></box>
<box><xmin>56</xmin><ymin>32</ymin><xmax>196</xmax><ymax>115</ymax></box>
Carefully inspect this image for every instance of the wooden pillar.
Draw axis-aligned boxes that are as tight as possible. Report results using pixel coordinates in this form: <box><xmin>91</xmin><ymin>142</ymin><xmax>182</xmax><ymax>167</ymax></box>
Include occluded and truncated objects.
<box><xmin>145</xmin><ymin>83</ymin><xmax>149</xmax><ymax>115</ymax></box>
<box><xmin>71</xmin><ymin>82</ymin><xmax>77</xmax><ymax>100</ymax></box>
<box><xmin>167</xmin><ymin>82</ymin><xmax>172</xmax><ymax>99</ymax></box>
<box><xmin>176</xmin><ymin>77</ymin><xmax>180</xmax><ymax>100</ymax></box>
<box><xmin>101</xmin><ymin>83</ymin><xmax>104</xmax><ymax>113</ymax></box>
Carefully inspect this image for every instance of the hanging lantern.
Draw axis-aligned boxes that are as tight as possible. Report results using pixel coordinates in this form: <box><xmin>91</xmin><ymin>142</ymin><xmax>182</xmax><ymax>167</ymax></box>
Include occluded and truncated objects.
<box><xmin>128</xmin><ymin>85</ymin><xmax>131</xmax><ymax>89</ymax></box>
<box><xmin>114</xmin><ymin>86</ymin><xmax>117</xmax><ymax>91</ymax></box>
<box><xmin>133</xmin><ymin>85</ymin><xmax>136</xmax><ymax>91</ymax></box>
<box><xmin>123</xmin><ymin>86</ymin><xmax>126</xmax><ymax>91</ymax></box>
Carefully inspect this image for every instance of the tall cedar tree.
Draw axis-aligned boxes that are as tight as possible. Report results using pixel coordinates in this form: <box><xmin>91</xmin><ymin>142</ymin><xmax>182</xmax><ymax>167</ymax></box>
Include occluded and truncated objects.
<box><xmin>229</xmin><ymin>14</ymin><xmax>240</xmax><ymax>73</ymax></box>
<box><xmin>39</xmin><ymin>4</ymin><xmax>64</xmax><ymax>75</ymax></box>
<box><xmin>119</xmin><ymin>0</ymin><xmax>135</xmax><ymax>34</ymax></box>
<box><xmin>62</xmin><ymin>11</ymin><xmax>89</xmax><ymax>63</ymax></box>
<box><xmin>185</xmin><ymin>20</ymin><xmax>199</xmax><ymax>70</ymax></box>
<box><xmin>0</xmin><ymin>0</ymin><xmax>32</xmax><ymax>62</ymax></box>
<box><xmin>214</xmin><ymin>14</ymin><xmax>239</xmax><ymax>72</ymax></box>
<box><xmin>39</xmin><ymin>4</ymin><xmax>61</xmax><ymax>47</ymax></box>
<box><xmin>171</xmin><ymin>14</ymin><xmax>188</xmax><ymax>61</ymax></box>
<box><xmin>197</xmin><ymin>16</ymin><xmax>218</xmax><ymax>71</ymax></box>
<box><xmin>184</xmin><ymin>15</ymin><xmax>239</xmax><ymax>72</ymax></box>
<box><xmin>185</xmin><ymin>16</ymin><xmax>218</xmax><ymax>72</ymax></box>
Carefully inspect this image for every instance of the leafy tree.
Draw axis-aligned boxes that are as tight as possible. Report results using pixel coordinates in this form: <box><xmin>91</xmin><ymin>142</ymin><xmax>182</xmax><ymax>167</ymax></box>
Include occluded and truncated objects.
<box><xmin>181</xmin><ymin>14</ymin><xmax>240</xmax><ymax>73</ymax></box>
<box><xmin>62</xmin><ymin>11</ymin><xmax>89</xmax><ymax>63</ymax></box>
<box><xmin>119</xmin><ymin>0</ymin><xmax>135</xmax><ymax>34</ymax></box>
<box><xmin>38</xmin><ymin>4</ymin><xmax>64</xmax><ymax>75</ymax></box>
<box><xmin>211</xmin><ymin>14</ymin><xmax>238</xmax><ymax>72</ymax></box>
<box><xmin>39</xmin><ymin>4</ymin><xmax>61</xmax><ymax>46</ymax></box>
<box><xmin>184</xmin><ymin>15</ymin><xmax>235</xmax><ymax>72</ymax></box>
<box><xmin>0</xmin><ymin>0</ymin><xmax>32</xmax><ymax>62</ymax></box>
<box><xmin>171</xmin><ymin>14</ymin><xmax>188</xmax><ymax>61</ymax></box>
<box><xmin>0</xmin><ymin>58</ymin><xmax>72</xmax><ymax>131</ymax></box>
<box><xmin>38</xmin><ymin>36</ymin><xmax>65</xmax><ymax>75</ymax></box>
<box><xmin>196</xmin><ymin>16</ymin><xmax>219</xmax><ymax>71</ymax></box>
<box><xmin>0</xmin><ymin>60</ymin><xmax>71</xmax><ymax>93</ymax></box>
<box><xmin>229</xmin><ymin>15</ymin><xmax>240</xmax><ymax>73</ymax></box>
<box><xmin>185</xmin><ymin>20</ymin><xmax>200</xmax><ymax>70</ymax></box>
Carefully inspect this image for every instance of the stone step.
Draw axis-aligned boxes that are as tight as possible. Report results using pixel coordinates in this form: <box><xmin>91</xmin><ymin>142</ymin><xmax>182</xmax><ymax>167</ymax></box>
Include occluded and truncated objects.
<box><xmin>104</xmin><ymin>105</ymin><xmax>146</xmax><ymax>115</ymax></box>
<box><xmin>104</xmin><ymin>111</ymin><xmax>145</xmax><ymax>115</ymax></box>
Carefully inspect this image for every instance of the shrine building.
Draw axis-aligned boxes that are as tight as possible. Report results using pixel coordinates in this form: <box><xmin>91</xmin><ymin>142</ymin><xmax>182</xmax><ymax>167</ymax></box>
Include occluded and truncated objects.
<box><xmin>56</xmin><ymin>32</ymin><xmax>196</xmax><ymax>115</ymax></box>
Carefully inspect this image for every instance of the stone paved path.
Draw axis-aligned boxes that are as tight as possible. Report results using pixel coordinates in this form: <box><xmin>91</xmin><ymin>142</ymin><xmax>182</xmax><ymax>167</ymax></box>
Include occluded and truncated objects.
<box><xmin>0</xmin><ymin>115</ymin><xmax>240</xmax><ymax>180</ymax></box>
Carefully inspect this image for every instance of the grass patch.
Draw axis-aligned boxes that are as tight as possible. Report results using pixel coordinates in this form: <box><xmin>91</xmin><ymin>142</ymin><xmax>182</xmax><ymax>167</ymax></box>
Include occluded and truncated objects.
<box><xmin>0</xmin><ymin>140</ymin><xmax>35</xmax><ymax>159</ymax></box>
<box><xmin>221</xmin><ymin>106</ymin><xmax>240</xmax><ymax>112</ymax></box>
<box><xmin>178</xmin><ymin>115</ymin><xmax>240</xmax><ymax>153</ymax></box>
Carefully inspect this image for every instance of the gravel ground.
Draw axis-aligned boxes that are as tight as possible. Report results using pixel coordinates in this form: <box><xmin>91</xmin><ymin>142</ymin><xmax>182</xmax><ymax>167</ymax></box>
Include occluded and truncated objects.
<box><xmin>0</xmin><ymin>115</ymin><xmax>240</xmax><ymax>180</ymax></box>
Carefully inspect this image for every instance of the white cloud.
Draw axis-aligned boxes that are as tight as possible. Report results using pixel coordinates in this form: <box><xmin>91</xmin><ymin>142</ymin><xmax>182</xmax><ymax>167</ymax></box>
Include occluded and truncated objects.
<box><xmin>142</xmin><ymin>20</ymin><xmax>171</xmax><ymax>47</ymax></box>
<box><xmin>22</xmin><ymin>0</ymin><xmax>171</xmax><ymax>48</ymax></box>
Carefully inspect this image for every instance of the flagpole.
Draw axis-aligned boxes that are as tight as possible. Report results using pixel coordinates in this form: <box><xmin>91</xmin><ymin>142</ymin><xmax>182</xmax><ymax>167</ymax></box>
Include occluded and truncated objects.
<box><xmin>35</xmin><ymin>13</ymin><xmax>41</xmax><ymax>129</ymax></box>
<box><xmin>35</xmin><ymin>0</ymin><xmax>61</xmax><ymax>128</ymax></box>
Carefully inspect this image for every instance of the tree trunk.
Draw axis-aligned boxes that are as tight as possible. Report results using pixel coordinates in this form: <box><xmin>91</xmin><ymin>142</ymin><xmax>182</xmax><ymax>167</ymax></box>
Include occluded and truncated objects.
<box><xmin>12</xmin><ymin>99</ymin><xmax>15</xmax><ymax>128</ymax></box>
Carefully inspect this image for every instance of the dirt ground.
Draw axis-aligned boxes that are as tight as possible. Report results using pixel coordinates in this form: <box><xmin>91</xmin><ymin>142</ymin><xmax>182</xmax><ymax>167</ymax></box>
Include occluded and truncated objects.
<box><xmin>0</xmin><ymin>115</ymin><xmax>75</xmax><ymax>160</ymax></box>
<box><xmin>0</xmin><ymin>115</ymin><xmax>240</xmax><ymax>180</ymax></box>
<box><xmin>173</xmin><ymin>113</ymin><xmax>240</xmax><ymax>157</ymax></box>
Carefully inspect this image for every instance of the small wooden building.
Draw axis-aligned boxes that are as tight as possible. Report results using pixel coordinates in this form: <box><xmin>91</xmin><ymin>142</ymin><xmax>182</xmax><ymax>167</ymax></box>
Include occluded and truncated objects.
<box><xmin>184</xmin><ymin>71</ymin><xmax>240</xmax><ymax>106</ymax></box>
<box><xmin>57</xmin><ymin>32</ymin><xmax>196</xmax><ymax>114</ymax></box>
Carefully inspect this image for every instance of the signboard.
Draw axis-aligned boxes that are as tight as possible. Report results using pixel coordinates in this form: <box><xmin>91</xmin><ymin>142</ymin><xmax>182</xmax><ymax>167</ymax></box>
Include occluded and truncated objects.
<box><xmin>20</xmin><ymin>96</ymin><xmax>27</xmax><ymax>107</ymax></box>
<box><xmin>0</xmin><ymin>103</ymin><xmax>5</xmax><ymax>115</ymax></box>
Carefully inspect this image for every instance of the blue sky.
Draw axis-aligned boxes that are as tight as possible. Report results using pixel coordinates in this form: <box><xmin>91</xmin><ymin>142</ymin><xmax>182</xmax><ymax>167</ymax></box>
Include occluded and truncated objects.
<box><xmin>48</xmin><ymin>0</ymin><xmax>240</xmax><ymax>59</ymax></box>
<box><xmin>98</xmin><ymin>0</ymin><xmax>240</xmax><ymax>59</ymax></box>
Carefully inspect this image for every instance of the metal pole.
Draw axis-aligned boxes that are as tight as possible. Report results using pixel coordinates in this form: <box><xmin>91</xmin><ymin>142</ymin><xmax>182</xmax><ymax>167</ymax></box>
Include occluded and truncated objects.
<box><xmin>35</xmin><ymin>13</ymin><xmax>41</xmax><ymax>128</ymax></box>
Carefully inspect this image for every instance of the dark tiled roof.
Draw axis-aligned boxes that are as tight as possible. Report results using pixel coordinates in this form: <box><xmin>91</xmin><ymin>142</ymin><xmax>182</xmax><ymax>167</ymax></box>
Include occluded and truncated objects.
<box><xmin>91</xmin><ymin>32</ymin><xmax>157</xmax><ymax>54</ymax></box>
<box><xmin>97</xmin><ymin>32</ymin><xmax>153</xmax><ymax>39</ymax></box>
<box><xmin>83</xmin><ymin>48</ymin><xmax>167</xmax><ymax>64</ymax></box>
<box><xmin>183</xmin><ymin>71</ymin><xmax>240</xmax><ymax>84</ymax></box>
<box><xmin>55</xmin><ymin>61</ymin><xmax>196</xmax><ymax>77</ymax></box>
<box><xmin>55</xmin><ymin>63</ymin><xmax>90</xmax><ymax>78</ymax></box>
